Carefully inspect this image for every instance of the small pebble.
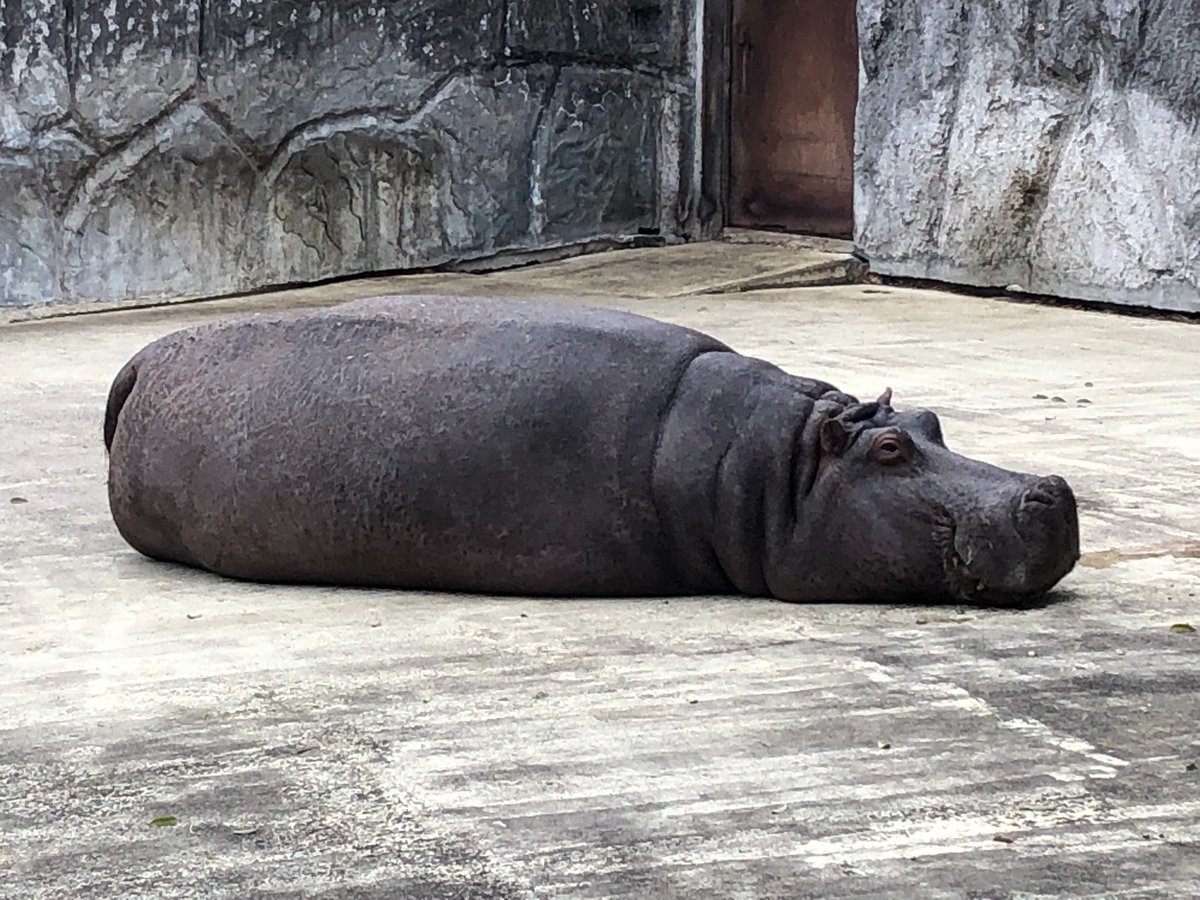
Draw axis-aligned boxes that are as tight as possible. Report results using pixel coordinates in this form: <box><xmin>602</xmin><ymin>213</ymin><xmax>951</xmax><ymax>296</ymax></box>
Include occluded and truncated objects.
<box><xmin>1051</xmin><ymin>396</ymin><xmax>1066</xmax><ymax>403</ymax></box>
<box><xmin>1084</xmin><ymin>381</ymin><xmax>1094</xmax><ymax>387</ymax></box>
<box><xmin>1032</xmin><ymin>393</ymin><xmax>1048</xmax><ymax>400</ymax></box>
<box><xmin>10</xmin><ymin>497</ymin><xmax>27</xmax><ymax>504</ymax></box>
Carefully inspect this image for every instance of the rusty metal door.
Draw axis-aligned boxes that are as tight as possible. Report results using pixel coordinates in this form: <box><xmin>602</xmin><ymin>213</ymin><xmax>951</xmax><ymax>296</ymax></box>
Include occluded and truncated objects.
<box><xmin>728</xmin><ymin>0</ymin><xmax>859</xmax><ymax>237</ymax></box>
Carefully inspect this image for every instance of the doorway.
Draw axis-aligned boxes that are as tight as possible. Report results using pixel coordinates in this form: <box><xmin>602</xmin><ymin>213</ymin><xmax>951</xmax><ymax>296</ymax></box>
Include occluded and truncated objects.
<box><xmin>727</xmin><ymin>0</ymin><xmax>859</xmax><ymax>238</ymax></box>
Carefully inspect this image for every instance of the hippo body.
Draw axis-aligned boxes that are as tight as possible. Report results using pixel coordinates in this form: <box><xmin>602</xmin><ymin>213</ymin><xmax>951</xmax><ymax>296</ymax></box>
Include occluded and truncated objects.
<box><xmin>105</xmin><ymin>296</ymin><xmax>1080</xmax><ymax>603</ymax></box>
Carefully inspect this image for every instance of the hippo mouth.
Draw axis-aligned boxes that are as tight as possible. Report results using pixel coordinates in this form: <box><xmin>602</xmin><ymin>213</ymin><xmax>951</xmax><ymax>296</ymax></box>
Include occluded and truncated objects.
<box><xmin>941</xmin><ymin>532</ymin><xmax>1055</xmax><ymax>606</ymax></box>
<box><xmin>943</xmin><ymin>538</ymin><xmax>1032</xmax><ymax>605</ymax></box>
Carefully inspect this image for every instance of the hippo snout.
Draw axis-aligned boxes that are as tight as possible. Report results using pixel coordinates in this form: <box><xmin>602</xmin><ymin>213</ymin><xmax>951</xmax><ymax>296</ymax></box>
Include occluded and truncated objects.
<box><xmin>1015</xmin><ymin>476</ymin><xmax>1079</xmax><ymax>551</ymax></box>
<box><xmin>1015</xmin><ymin>474</ymin><xmax>1081</xmax><ymax>588</ymax></box>
<box><xmin>951</xmin><ymin>473</ymin><xmax>1080</xmax><ymax>604</ymax></box>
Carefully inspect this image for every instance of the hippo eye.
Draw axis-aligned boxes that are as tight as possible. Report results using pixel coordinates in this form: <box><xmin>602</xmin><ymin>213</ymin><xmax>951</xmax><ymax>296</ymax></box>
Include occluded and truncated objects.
<box><xmin>871</xmin><ymin>432</ymin><xmax>910</xmax><ymax>465</ymax></box>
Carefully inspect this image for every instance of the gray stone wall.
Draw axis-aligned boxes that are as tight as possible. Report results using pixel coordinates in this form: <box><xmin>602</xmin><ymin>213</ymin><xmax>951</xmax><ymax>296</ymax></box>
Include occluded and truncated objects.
<box><xmin>8</xmin><ymin>1</ymin><xmax>1197</xmax><ymax>314</ymax></box>
<box><xmin>1</xmin><ymin>0</ymin><xmax>698</xmax><ymax>310</ymax></box>
<box><xmin>856</xmin><ymin>0</ymin><xmax>1200</xmax><ymax>312</ymax></box>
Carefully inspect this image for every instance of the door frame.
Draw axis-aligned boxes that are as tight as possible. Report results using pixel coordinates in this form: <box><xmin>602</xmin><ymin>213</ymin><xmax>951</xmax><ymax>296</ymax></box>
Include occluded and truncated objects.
<box><xmin>696</xmin><ymin>0</ymin><xmax>734</xmax><ymax>237</ymax></box>
<box><xmin>695</xmin><ymin>0</ymin><xmax>858</xmax><ymax>240</ymax></box>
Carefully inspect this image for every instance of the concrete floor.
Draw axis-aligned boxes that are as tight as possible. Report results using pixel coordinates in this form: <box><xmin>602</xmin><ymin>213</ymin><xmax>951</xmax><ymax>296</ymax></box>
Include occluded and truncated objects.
<box><xmin>2</xmin><ymin>246</ymin><xmax>1198</xmax><ymax>898</ymax></box>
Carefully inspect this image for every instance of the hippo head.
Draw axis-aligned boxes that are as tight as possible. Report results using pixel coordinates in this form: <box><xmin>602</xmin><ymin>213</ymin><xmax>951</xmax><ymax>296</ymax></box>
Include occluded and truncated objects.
<box><xmin>779</xmin><ymin>390</ymin><xmax>1080</xmax><ymax>605</ymax></box>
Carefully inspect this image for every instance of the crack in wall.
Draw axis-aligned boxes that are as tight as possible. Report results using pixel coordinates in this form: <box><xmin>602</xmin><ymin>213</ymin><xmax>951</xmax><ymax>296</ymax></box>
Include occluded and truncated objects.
<box><xmin>498</xmin><ymin>0</ymin><xmax>510</xmax><ymax>62</ymax></box>
<box><xmin>196</xmin><ymin>0</ymin><xmax>206</xmax><ymax>82</ymax></box>
<box><xmin>527</xmin><ymin>64</ymin><xmax>562</xmax><ymax>240</ymax></box>
<box><xmin>59</xmin><ymin>89</ymin><xmax>206</xmax><ymax>247</ymax></box>
<box><xmin>926</xmin><ymin>0</ymin><xmax>972</xmax><ymax>246</ymax></box>
<box><xmin>200</xmin><ymin>100</ymin><xmax>267</xmax><ymax>171</ymax></box>
<box><xmin>505</xmin><ymin>46</ymin><xmax>681</xmax><ymax>79</ymax></box>
<box><xmin>62</xmin><ymin>0</ymin><xmax>74</xmax><ymax>87</ymax></box>
<box><xmin>261</xmin><ymin>69</ymin><xmax>468</xmax><ymax>182</ymax></box>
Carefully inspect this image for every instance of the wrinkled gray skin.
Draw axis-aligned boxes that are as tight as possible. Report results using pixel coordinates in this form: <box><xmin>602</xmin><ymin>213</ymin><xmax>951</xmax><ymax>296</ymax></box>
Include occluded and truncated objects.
<box><xmin>104</xmin><ymin>296</ymin><xmax>1080</xmax><ymax>604</ymax></box>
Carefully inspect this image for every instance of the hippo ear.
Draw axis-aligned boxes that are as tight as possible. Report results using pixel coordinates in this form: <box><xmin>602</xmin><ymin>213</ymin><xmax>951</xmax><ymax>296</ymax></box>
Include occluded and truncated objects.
<box><xmin>820</xmin><ymin>418</ymin><xmax>849</xmax><ymax>456</ymax></box>
<box><xmin>877</xmin><ymin>387</ymin><xmax>893</xmax><ymax>408</ymax></box>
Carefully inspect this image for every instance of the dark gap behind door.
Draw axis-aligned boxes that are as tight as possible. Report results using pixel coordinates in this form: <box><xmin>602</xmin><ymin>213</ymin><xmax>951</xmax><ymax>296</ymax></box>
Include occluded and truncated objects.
<box><xmin>729</xmin><ymin>0</ymin><xmax>858</xmax><ymax>238</ymax></box>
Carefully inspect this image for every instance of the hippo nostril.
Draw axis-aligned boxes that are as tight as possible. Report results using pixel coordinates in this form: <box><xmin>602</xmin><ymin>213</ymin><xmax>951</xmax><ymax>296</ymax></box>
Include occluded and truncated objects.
<box><xmin>1023</xmin><ymin>488</ymin><xmax>1057</xmax><ymax>508</ymax></box>
<box><xmin>1021</xmin><ymin>476</ymin><xmax>1067</xmax><ymax>509</ymax></box>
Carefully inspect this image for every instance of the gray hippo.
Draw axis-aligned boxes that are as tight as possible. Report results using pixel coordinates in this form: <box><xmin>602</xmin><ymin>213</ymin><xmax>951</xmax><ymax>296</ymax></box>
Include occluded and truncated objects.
<box><xmin>104</xmin><ymin>295</ymin><xmax>1079</xmax><ymax>604</ymax></box>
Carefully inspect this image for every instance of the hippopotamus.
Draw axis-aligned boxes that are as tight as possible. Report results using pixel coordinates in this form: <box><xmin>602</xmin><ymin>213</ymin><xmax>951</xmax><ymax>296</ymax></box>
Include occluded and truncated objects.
<box><xmin>103</xmin><ymin>295</ymin><xmax>1080</xmax><ymax>604</ymax></box>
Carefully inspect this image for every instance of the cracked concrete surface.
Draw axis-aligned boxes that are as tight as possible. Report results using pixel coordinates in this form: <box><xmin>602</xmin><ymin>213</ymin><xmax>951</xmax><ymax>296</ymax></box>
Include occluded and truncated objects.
<box><xmin>2</xmin><ymin>249</ymin><xmax>1198</xmax><ymax>897</ymax></box>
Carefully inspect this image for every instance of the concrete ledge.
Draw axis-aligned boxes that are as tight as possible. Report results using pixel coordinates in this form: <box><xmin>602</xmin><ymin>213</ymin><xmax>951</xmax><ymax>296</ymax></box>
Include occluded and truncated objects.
<box><xmin>869</xmin><ymin>257</ymin><xmax>1200</xmax><ymax>315</ymax></box>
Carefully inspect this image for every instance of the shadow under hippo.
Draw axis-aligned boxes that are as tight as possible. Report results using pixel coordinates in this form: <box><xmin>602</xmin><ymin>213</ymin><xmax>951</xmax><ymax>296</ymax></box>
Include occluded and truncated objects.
<box><xmin>103</xmin><ymin>296</ymin><xmax>1080</xmax><ymax>606</ymax></box>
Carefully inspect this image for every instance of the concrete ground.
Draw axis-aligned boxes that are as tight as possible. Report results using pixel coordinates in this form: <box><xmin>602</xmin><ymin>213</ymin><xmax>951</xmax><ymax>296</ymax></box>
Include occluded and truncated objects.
<box><xmin>2</xmin><ymin>245</ymin><xmax>1198</xmax><ymax>898</ymax></box>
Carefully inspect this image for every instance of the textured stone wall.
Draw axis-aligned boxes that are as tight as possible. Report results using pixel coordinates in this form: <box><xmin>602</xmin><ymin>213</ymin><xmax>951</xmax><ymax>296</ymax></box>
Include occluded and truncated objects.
<box><xmin>1</xmin><ymin>1</ymin><xmax>698</xmax><ymax>309</ymax></box>
<box><xmin>856</xmin><ymin>0</ymin><xmax>1200</xmax><ymax>312</ymax></box>
<box><xmin>9</xmin><ymin>1</ymin><xmax>1195</xmax><ymax>314</ymax></box>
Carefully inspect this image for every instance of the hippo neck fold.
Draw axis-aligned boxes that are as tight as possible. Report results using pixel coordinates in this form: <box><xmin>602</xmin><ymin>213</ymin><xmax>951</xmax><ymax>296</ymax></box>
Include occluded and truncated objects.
<box><xmin>651</xmin><ymin>351</ymin><xmax>850</xmax><ymax>597</ymax></box>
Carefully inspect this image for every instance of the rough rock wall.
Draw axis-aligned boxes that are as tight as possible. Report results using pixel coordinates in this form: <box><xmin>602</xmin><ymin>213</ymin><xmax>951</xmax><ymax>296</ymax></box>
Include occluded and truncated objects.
<box><xmin>856</xmin><ymin>0</ymin><xmax>1200</xmax><ymax>312</ymax></box>
<box><xmin>0</xmin><ymin>1</ymin><xmax>697</xmax><ymax>309</ymax></box>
